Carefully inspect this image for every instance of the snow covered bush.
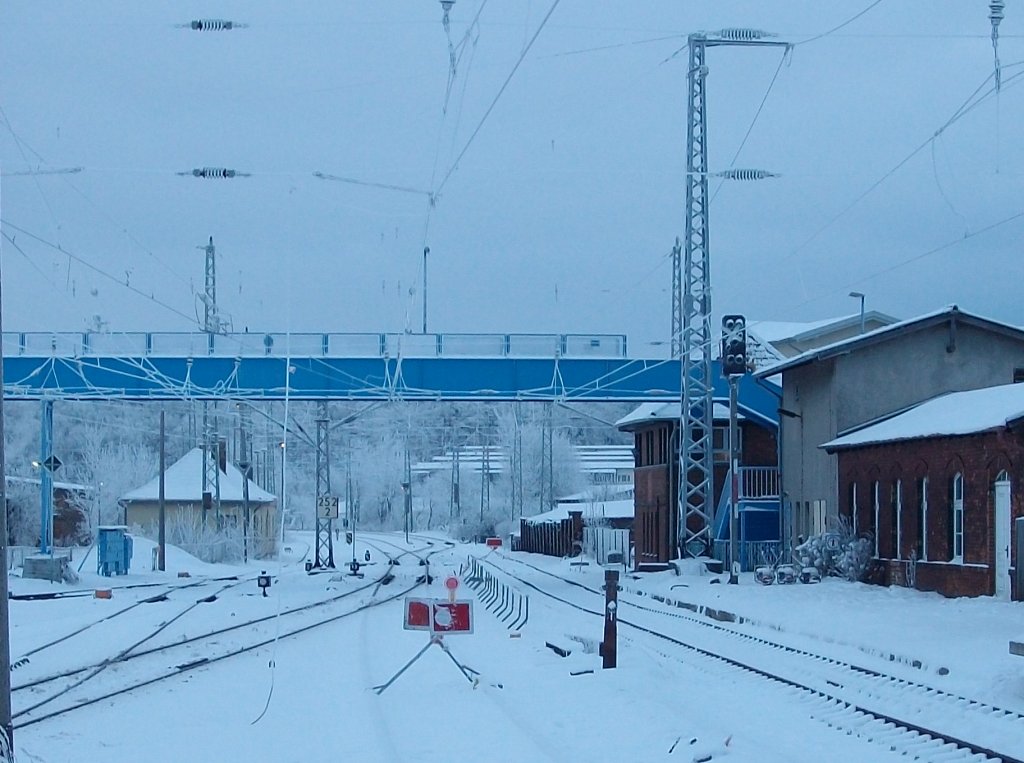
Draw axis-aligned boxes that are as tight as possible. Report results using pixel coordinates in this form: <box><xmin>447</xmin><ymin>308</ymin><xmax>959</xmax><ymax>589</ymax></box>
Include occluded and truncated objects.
<box><xmin>793</xmin><ymin>516</ymin><xmax>873</xmax><ymax>582</ymax></box>
<box><xmin>148</xmin><ymin>508</ymin><xmax>245</xmax><ymax>564</ymax></box>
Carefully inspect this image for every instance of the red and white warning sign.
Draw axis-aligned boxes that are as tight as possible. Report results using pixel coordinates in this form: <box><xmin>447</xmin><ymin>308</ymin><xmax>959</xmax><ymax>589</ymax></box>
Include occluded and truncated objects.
<box><xmin>403</xmin><ymin>597</ymin><xmax>431</xmax><ymax>631</ymax></box>
<box><xmin>444</xmin><ymin>575</ymin><xmax>459</xmax><ymax>602</ymax></box>
<box><xmin>430</xmin><ymin>600</ymin><xmax>473</xmax><ymax>635</ymax></box>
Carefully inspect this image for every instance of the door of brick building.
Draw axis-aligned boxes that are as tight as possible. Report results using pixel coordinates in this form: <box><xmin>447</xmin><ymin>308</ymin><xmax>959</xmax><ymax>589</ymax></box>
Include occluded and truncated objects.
<box><xmin>995</xmin><ymin>479</ymin><xmax>1011</xmax><ymax>600</ymax></box>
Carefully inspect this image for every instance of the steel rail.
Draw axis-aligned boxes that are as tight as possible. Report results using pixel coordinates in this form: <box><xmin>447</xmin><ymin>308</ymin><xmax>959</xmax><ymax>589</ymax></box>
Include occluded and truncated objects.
<box><xmin>484</xmin><ymin>555</ymin><xmax>1022</xmax><ymax>763</ymax></box>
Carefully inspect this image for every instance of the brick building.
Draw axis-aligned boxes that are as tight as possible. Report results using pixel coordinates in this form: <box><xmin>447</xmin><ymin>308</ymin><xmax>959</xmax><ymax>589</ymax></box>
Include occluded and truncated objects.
<box><xmin>617</xmin><ymin>388</ymin><xmax>780</xmax><ymax>570</ymax></box>
<box><xmin>823</xmin><ymin>383</ymin><xmax>1024</xmax><ymax>600</ymax></box>
<box><xmin>755</xmin><ymin>305</ymin><xmax>1024</xmax><ymax>548</ymax></box>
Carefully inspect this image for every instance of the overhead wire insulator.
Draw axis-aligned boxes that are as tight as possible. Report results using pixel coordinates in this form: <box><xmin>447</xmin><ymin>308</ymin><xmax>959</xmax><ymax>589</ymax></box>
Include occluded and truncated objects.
<box><xmin>440</xmin><ymin>0</ymin><xmax>457</xmax><ymax>114</ymax></box>
<box><xmin>713</xmin><ymin>169</ymin><xmax>779</xmax><ymax>181</ymax></box>
<box><xmin>716</xmin><ymin>28</ymin><xmax>774</xmax><ymax>41</ymax></box>
<box><xmin>190</xmin><ymin>19</ymin><xmax>237</xmax><ymax>31</ymax></box>
<box><xmin>990</xmin><ymin>0</ymin><xmax>1005</xmax><ymax>91</ymax></box>
<box><xmin>178</xmin><ymin>167</ymin><xmax>247</xmax><ymax>179</ymax></box>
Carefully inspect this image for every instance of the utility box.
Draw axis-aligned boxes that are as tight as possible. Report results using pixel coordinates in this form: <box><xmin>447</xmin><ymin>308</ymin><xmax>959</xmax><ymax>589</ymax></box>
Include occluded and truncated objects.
<box><xmin>97</xmin><ymin>526</ymin><xmax>133</xmax><ymax>577</ymax></box>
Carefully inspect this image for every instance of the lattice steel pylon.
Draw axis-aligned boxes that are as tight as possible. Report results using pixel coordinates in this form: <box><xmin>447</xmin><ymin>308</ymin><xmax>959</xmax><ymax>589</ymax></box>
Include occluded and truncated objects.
<box><xmin>201</xmin><ymin>404</ymin><xmax>221</xmax><ymax>526</ymax></box>
<box><xmin>314</xmin><ymin>400</ymin><xmax>334</xmax><ymax>568</ymax></box>
<box><xmin>200</xmin><ymin>236</ymin><xmax>220</xmax><ymax>334</ymax></box>
<box><xmin>670</xmin><ymin>237</ymin><xmax>683</xmax><ymax>359</ymax></box>
<box><xmin>678</xmin><ymin>30</ymin><xmax>788</xmax><ymax>558</ymax></box>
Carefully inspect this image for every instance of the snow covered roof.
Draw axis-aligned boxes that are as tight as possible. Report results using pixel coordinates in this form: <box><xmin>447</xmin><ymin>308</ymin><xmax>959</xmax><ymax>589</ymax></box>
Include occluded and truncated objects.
<box><xmin>6</xmin><ymin>475</ymin><xmax>92</xmax><ymax>492</ymax></box>
<box><xmin>747</xmin><ymin>311</ymin><xmax>898</xmax><ymax>345</ymax></box>
<box><xmin>616</xmin><ymin>401</ymin><xmax>741</xmax><ymax>428</ymax></box>
<box><xmin>755</xmin><ymin>305</ymin><xmax>1024</xmax><ymax>379</ymax></box>
<box><xmin>558</xmin><ymin>484</ymin><xmax>634</xmax><ymax>502</ymax></box>
<box><xmin>524</xmin><ymin>498</ymin><xmax>634</xmax><ymax>524</ymax></box>
<box><xmin>747</xmin><ymin>314</ymin><xmax>860</xmax><ymax>343</ymax></box>
<box><xmin>822</xmin><ymin>383</ymin><xmax>1024</xmax><ymax>451</ymax></box>
<box><xmin>120</xmin><ymin>447</ymin><xmax>276</xmax><ymax>503</ymax></box>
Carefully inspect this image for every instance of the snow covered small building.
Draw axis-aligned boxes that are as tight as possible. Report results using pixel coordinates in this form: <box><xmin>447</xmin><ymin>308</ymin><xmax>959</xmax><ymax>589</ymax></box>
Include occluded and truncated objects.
<box><xmin>823</xmin><ymin>383</ymin><xmax>1024</xmax><ymax>600</ymax></box>
<box><xmin>120</xmin><ymin>448</ymin><xmax>278</xmax><ymax>557</ymax></box>
<box><xmin>617</xmin><ymin>390</ymin><xmax>780</xmax><ymax>571</ymax></box>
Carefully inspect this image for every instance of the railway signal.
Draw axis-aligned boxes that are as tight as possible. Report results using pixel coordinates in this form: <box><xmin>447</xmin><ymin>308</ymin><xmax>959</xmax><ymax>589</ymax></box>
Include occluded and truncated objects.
<box><xmin>378</xmin><ymin>597</ymin><xmax>477</xmax><ymax>694</ymax></box>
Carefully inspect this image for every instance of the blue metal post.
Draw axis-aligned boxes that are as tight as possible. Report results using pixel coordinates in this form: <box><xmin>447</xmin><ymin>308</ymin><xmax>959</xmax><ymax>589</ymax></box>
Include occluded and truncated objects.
<box><xmin>39</xmin><ymin>399</ymin><xmax>54</xmax><ymax>554</ymax></box>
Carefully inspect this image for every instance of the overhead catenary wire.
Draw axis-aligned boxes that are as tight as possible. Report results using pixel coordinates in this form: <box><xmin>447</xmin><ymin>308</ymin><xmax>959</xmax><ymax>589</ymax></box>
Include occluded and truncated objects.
<box><xmin>795</xmin><ymin>0</ymin><xmax>887</xmax><ymax>46</ymax></box>
<box><xmin>0</xmin><ymin>126</ymin><xmax>193</xmax><ymax>290</ymax></box>
<box><xmin>767</xmin><ymin>59</ymin><xmax>1024</xmax><ymax>274</ymax></box>
<box><xmin>0</xmin><ymin>104</ymin><xmax>66</xmax><ymax>280</ymax></box>
<box><xmin>433</xmin><ymin>0</ymin><xmax>562</xmax><ymax>199</ymax></box>
<box><xmin>1</xmin><ymin>221</ymin><xmax>197</xmax><ymax>327</ymax></box>
<box><xmin>768</xmin><ymin>206</ymin><xmax>1024</xmax><ymax>324</ymax></box>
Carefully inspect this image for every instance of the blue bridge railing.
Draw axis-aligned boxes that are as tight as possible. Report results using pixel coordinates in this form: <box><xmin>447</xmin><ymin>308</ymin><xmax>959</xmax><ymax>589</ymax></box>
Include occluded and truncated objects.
<box><xmin>1</xmin><ymin>331</ymin><xmax>629</xmax><ymax>360</ymax></box>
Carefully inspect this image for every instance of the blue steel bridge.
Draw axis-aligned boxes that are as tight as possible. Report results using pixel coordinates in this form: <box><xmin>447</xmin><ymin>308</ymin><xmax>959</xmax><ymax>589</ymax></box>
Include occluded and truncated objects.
<box><xmin>2</xmin><ymin>330</ymin><xmax>687</xmax><ymax>403</ymax></box>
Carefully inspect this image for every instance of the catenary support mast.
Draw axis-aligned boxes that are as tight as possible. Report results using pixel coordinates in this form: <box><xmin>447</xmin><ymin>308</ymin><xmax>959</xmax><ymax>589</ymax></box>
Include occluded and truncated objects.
<box><xmin>314</xmin><ymin>400</ymin><xmax>334</xmax><ymax>568</ymax></box>
<box><xmin>679</xmin><ymin>30</ymin><xmax>788</xmax><ymax>558</ymax></box>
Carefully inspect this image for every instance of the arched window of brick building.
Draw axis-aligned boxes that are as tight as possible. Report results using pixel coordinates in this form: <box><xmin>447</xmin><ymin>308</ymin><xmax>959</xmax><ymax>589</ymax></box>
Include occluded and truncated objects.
<box><xmin>890</xmin><ymin>479</ymin><xmax>902</xmax><ymax>560</ymax></box>
<box><xmin>917</xmin><ymin>476</ymin><xmax>928</xmax><ymax>562</ymax></box>
<box><xmin>872</xmin><ymin>480</ymin><xmax>880</xmax><ymax>558</ymax></box>
<box><xmin>950</xmin><ymin>472</ymin><xmax>964</xmax><ymax>563</ymax></box>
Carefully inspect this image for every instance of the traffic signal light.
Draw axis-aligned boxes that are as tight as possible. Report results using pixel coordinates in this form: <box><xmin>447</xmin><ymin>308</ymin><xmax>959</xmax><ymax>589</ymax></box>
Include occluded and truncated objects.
<box><xmin>721</xmin><ymin>314</ymin><xmax>747</xmax><ymax>376</ymax></box>
<box><xmin>345</xmin><ymin>532</ymin><xmax>353</xmax><ymax>544</ymax></box>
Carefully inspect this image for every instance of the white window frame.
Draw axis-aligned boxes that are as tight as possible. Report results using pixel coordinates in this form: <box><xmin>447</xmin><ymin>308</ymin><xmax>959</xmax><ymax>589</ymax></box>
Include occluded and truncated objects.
<box><xmin>873</xmin><ymin>480</ymin><xmax>880</xmax><ymax>558</ymax></box>
<box><xmin>894</xmin><ymin>478</ymin><xmax>902</xmax><ymax>560</ymax></box>
<box><xmin>951</xmin><ymin>472</ymin><xmax>964</xmax><ymax>563</ymax></box>
<box><xmin>919</xmin><ymin>476</ymin><xmax>928</xmax><ymax>562</ymax></box>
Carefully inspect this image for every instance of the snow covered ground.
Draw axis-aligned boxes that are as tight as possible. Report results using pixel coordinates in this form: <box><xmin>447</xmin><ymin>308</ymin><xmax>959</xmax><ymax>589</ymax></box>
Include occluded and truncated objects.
<box><xmin>7</xmin><ymin>532</ymin><xmax>1024</xmax><ymax>762</ymax></box>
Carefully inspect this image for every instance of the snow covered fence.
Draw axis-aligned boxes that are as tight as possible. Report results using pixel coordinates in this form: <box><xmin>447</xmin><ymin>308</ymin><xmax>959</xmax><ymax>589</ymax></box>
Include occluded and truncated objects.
<box><xmin>582</xmin><ymin>527</ymin><xmax>630</xmax><ymax>566</ymax></box>
<box><xmin>464</xmin><ymin>557</ymin><xmax>529</xmax><ymax>630</ymax></box>
<box><xmin>518</xmin><ymin>510</ymin><xmax>583</xmax><ymax>558</ymax></box>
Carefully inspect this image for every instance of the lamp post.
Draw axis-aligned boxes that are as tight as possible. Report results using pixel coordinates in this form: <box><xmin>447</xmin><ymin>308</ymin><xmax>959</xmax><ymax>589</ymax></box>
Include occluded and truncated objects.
<box><xmin>849</xmin><ymin>291</ymin><xmax>865</xmax><ymax>334</ymax></box>
<box><xmin>422</xmin><ymin>246</ymin><xmax>429</xmax><ymax>335</ymax></box>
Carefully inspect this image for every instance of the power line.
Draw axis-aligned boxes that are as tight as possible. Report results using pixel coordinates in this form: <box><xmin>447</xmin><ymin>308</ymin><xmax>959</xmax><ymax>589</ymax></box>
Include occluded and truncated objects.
<box><xmin>313</xmin><ymin>171</ymin><xmax>434</xmax><ymax>200</ymax></box>
<box><xmin>0</xmin><ymin>221</ymin><xmax>197</xmax><ymax>327</ymax></box>
<box><xmin>710</xmin><ymin>47</ymin><xmax>791</xmax><ymax>204</ymax></box>
<box><xmin>434</xmin><ymin>0</ymin><xmax>562</xmax><ymax>198</ymax></box>
<box><xmin>796</xmin><ymin>0</ymin><xmax>887</xmax><ymax>46</ymax></box>
<box><xmin>773</xmin><ymin>207</ymin><xmax>1024</xmax><ymax>321</ymax></box>
<box><xmin>0</xmin><ymin>127</ymin><xmax>193</xmax><ymax>290</ymax></box>
<box><xmin>772</xmin><ymin>59</ymin><xmax>1024</xmax><ymax>272</ymax></box>
<box><xmin>0</xmin><ymin>231</ymin><xmax>64</xmax><ymax>291</ymax></box>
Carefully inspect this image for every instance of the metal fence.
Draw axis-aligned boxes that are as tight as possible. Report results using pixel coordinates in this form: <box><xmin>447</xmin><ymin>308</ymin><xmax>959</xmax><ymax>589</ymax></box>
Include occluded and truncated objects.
<box><xmin>2</xmin><ymin>331</ymin><xmax>628</xmax><ymax>359</ymax></box>
<box><xmin>582</xmin><ymin>527</ymin><xmax>630</xmax><ymax>566</ymax></box>
<box><xmin>738</xmin><ymin>466</ymin><xmax>780</xmax><ymax>499</ymax></box>
<box><xmin>712</xmin><ymin>540</ymin><xmax>782</xmax><ymax>572</ymax></box>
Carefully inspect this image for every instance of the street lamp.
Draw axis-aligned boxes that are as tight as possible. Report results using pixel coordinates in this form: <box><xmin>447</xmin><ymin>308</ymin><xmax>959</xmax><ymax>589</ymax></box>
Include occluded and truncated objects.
<box><xmin>849</xmin><ymin>291</ymin><xmax>865</xmax><ymax>334</ymax></box>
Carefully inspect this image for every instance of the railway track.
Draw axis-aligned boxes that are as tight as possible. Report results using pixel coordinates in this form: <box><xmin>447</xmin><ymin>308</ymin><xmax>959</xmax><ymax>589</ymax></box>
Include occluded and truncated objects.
<box><xmin>484</xmin><ymin>554</ymin><xmax>1023</xmax><ymax>763</ymax></box>
<box><xmin>12</xmin><ymin>541</ymin><xmax>439</xmax><ymax>729</ymax></box>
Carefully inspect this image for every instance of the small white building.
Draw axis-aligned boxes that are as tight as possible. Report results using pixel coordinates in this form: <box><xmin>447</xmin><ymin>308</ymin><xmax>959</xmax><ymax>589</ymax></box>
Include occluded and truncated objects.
<box><xmin>120</xmin><ymin>448</ymin><xmax>278</xmax><ymax>557</ymax></box>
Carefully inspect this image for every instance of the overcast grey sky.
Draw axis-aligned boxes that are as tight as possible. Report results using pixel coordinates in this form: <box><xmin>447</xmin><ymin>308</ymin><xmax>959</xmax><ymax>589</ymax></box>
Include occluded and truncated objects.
<box><xmin>1</xmin><ymin>2</ymin><xmax>1021</xmax><ymax>352</ymax></box>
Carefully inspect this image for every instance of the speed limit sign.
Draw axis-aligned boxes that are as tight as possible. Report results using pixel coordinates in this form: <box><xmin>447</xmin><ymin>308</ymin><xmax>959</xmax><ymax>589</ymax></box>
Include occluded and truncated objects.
<box><xmin>316</xmin><ymin>495</ymin><xmax>339</xmax><ymax>519</ymax></box>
